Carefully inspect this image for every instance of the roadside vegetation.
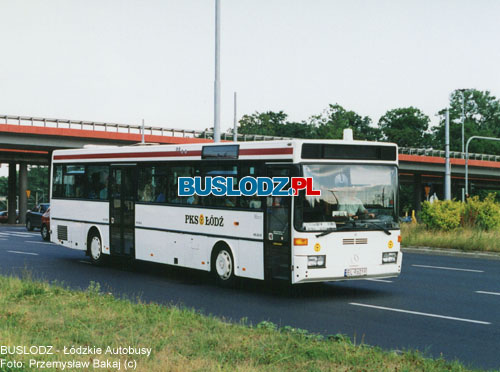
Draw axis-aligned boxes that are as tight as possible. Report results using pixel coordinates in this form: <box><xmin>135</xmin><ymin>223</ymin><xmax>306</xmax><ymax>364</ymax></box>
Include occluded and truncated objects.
<box><xmin>401</xmin><ymin>194</ymin><xmax>500</xmax><ymax>253</ymax></box>
<box><xmin>401</xmin><ymin>223</ymin><xmax>500</xmax><ymax>253</ymax></box>
<box><xmin>0</xmin><ymin>275</ymin><xmax>484</xmax><ymax>372</ymax></box>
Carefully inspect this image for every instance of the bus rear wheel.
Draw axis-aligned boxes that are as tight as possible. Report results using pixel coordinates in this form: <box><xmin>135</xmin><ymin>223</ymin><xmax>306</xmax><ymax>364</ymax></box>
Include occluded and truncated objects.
<box><xmin>212</xmin><ymin>245</ymin><xmax>236</xmax><ymax>286</ymax></box>
<box><xmin>88</xmin><ymin>231</ymin><xmax>105</xmax><ymax>266</ymax></box>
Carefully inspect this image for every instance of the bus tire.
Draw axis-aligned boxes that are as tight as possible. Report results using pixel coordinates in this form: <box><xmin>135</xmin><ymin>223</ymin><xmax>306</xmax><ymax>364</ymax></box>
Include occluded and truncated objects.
<box><xmin>41</xmin><ymin>224</ymin><xmax>50</xmax><ymax>241</ymax></box>
<box><xmin>211</xmin><ymin>244</ymin><xmax>236</xmax><ymax>287</ymax></box>
<box><xmin>88</xmin><ymin>230</ymin><xmax>105</xmax><ymax>266</ymax></box>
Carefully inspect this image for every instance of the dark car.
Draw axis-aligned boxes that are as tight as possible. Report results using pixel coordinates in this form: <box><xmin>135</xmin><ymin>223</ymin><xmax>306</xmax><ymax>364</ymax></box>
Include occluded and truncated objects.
<box><xmin>26</xmin><ymin>203</ymin><xmax>50</xmax><ymax>231</ymax></box>
<box><xmin>41</xmin><ymin>207</ymin><xmax>50</xmax><ymax>241</ymax></box>
<box><xmin>0</xmin><ymin>210</ymin><xmax>19</xmax><ymax>224</ymax></box>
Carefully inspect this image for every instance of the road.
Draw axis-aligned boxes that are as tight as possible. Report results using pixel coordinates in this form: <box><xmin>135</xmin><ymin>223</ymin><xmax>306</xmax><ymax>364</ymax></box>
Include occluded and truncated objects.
<box><xmin>0</xmin><ymin>226</ymin><xmax>499</xmax><ymax>370</ymax></box>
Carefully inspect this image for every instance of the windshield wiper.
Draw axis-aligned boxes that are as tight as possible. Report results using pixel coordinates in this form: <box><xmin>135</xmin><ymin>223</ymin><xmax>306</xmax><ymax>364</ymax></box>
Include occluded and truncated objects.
<box><xmin>315</xmin><ymin>221</ymin><xmax>356</xmax><ymax>238</ymax></box>
<box><xmin>362</xmin><ymin>221</ymin><xmax>392</xmax><ymax>235</ymax></box>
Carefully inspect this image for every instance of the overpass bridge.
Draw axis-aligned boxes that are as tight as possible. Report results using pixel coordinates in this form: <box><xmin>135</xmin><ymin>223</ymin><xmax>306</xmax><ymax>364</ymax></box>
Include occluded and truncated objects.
<box><xmin>2</xmin><ymin>114</ymin><xmax>500</xmax><ymax>224</ymax></box>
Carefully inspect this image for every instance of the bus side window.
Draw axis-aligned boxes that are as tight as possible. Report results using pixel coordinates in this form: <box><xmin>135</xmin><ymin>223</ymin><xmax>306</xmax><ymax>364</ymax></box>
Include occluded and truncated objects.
<box><xmin>167</xmin><ymin>165</ymin><xmax>193</xmax><ymax>204</ymax></box>
<box><xmin>239</xmin><ymin>164</ymin><xmax>263</xmax><ymax>209</ymax></box>
<box><xmin>202</xmin><ymin>164</ymin><xmax>238</xmax><ymax>208</ymax></box>
<box><xmin>138</xmin><ymin>166</ymin><xmax>153</xmax><ymax>202</ymax></box>
<box><xmin>86</xmin><ymin>165</ymin><xmax>109</xmax><ymax>200</ymax></box>
<box><xmin>52</xmin><ymin>165</ymin><xmax>64</xmax><ymax>198</ymax></box>
<box><xmin>64</xmin><ymin>165</ymin><xmax>85</xmax><ymax>198</ymax></box>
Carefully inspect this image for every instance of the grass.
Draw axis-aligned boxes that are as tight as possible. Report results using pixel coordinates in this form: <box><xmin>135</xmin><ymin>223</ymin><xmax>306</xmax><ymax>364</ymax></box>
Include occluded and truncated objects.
<box><xmin>0</xmin><ymin>275</ymin><xmax>489</xmax><ymax>372</ymax></box>
<box><xmin>401</xmin><ymin>223</ymin><xmax>500</xmax><ymax>253</ymax></box>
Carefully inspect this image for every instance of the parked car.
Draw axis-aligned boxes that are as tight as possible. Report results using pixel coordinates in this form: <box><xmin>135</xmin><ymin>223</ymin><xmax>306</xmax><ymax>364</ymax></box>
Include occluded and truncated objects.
<box><xmin>26</xmin><ymin>203</ymin><xmax>50</xmax><ymax>231</ymax></box>
<box><xmin>41</xmin><ymin>207</ymin><xmax>50</xmax><ymax>241</ymax></box>
<box><xmin>0</xmin><ymin>210</ymin><xmax>19</xmax><ymax>224</ymax></box>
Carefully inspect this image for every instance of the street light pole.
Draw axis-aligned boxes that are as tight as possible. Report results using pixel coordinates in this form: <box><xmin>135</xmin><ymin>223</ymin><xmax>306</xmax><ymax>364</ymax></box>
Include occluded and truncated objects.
<box><xmin>465</xmin><ymin>135</ymin><xmax>500</xmax><ymax>196</ymax></box>
<box><xmin>213</xmin><ymin>0</ymin><xmax>221</xmax><ymax>143</ymax></box>
<box><xmin>458</xmin><ymin>89</ymin><xmax>466</xmax><ymax>157</ymax></box>
<box><xmin>444</xmin><ymin>109</ymin><xmax>451</xmax><ymax>200</ymax></box>
<box><xmin>458</xmin><ymin>89</ymin><xmax>466</xmax><ymax>201</ymax></box>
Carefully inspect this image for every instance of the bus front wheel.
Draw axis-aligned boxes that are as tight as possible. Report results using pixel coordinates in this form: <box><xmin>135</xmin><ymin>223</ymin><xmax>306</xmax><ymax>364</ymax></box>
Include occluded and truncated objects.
<box><xmin>88</xmin><ymin>230</ymin><xmax>105</xmax><ymax>266</ymax></box>
<box><xmin>212</xmin><ymin>245</ymin><xmax>236</xmax><ymax>286</ymax></box>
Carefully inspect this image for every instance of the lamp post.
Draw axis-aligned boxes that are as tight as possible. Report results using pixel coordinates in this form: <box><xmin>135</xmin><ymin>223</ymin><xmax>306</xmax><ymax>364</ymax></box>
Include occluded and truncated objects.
<box><xmin>213</xmin><ymin>0</ymin><xmax>221</xmax><ymax>143</ymax></box>
<box><xmin>457</xmin><ymin>89</ymin><xmax>467</xmax><ymax>157</ymax></box>
<box><xmin>457</xmin><ymin>89</ymin><xmax>467</xmax><ymax>201</ymax></box>
<box><xmin>465</xmin><ymin>136</ymin><xmax>500</xmax><ymax>196</ymax></box>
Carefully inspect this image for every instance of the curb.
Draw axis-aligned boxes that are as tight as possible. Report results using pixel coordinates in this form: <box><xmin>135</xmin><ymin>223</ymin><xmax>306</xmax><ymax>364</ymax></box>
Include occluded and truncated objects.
<box><xmin>402</xmin><ymin>246</ymin><xmax>500</xmax><ymax>261</ymax></box>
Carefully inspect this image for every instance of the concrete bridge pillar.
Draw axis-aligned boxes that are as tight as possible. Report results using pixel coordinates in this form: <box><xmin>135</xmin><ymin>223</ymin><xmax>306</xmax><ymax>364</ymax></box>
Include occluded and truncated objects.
<box><xmin>19</xmin><ymin>162</ymin><xmax>28</xmax><ymax>225</ymax></box>
<box><xmin>413</xmin><ymin>173</ymin><xmax>422</xmax><ymax>213</ymax></box>
<box><xmin>7</xmin><ymin>162</ymin><xmax>17</xmax><ymax>224</ymax></box>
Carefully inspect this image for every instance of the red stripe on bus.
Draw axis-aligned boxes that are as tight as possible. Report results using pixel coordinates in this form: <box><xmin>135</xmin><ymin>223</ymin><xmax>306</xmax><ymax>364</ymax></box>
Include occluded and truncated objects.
<box><xmin>53</xmin><ymin>147</ymin><xmax>293</xmax><ymax>160</ymax></box>
<box><xmin>54</xmin><ymin>150</ymin><xmax>202</xmax><ymax>160</ymax></box>
<box><xmin>239</xmin><ymin>148</ymin><xmax>293</xmax><ymax>156</ymax></box>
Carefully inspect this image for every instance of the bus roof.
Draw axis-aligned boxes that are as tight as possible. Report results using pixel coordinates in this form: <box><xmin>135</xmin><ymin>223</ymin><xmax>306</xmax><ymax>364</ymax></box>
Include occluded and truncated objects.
<box><xmin>52</xmin><ymin>139</ymin><xmax>398</xmax><ymax>164</ymax></box>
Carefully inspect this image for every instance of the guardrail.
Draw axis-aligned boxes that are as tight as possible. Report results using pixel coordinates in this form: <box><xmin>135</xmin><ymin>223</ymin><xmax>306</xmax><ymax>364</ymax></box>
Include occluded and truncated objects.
<box><xmin>399</xmin><ymin>147</ymin><xmax>500</xmax><ymax>162</ymax></box>
<box><xmin>3</xmin><ymin>115</ymin><xmax>500</xmax><ymax>160</ymax></box>
<box><xmin>0</xmin><ymin>115</ymin><xmax>292</xmax><ymax>142</ymax></box>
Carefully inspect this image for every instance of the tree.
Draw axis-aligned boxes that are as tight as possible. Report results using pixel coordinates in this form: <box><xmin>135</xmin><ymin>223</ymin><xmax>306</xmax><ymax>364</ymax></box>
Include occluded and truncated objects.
<box><xmin>309</xmin><ymin>104</ymin><xmax>381</xmax><ymax>141</ymax></box>
<box><xmin>378</xmin><ymin>107</ymin><xmax>431</xmax><ymax>148</ymax></box>
<box><xmin>432</xmin><ymin>89</ymin><xmax>500</xmax><ymax>154</ymax></box>
<box><xmin>238</xmin><ymin>111</ymin><xmax>314</xmax><ymax>138</ymax></box>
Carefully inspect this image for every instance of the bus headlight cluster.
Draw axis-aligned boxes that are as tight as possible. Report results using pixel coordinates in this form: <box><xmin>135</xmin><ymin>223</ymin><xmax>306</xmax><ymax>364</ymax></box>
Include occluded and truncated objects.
<box><xmin>308</xmin><ymin>255</ymin><xmax>326</xmax><ymax>268</ymax></box>
<box><xmin>382</xmin><ymin>252</ymin><xmax>398</xmax><ymax>264</ymax></box>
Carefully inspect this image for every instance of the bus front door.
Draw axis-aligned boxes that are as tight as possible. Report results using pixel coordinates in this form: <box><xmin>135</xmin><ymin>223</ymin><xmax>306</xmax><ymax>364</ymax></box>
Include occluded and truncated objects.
<box><xmin>264</xmin><ymin>165</ymin><xmax>292</xmax><ymax>281</ymax></box>
<box><xmin>109</xmin><ymin>165</ymin><xmax>136</xmax><ymax>258</ymax></box>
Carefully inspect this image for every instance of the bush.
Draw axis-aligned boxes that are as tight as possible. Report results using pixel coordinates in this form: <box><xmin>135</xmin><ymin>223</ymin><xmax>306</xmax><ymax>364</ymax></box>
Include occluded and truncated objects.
<box><xmin>420</xmin><ymin>193</ymin><xmax>500</xmax><ymax>231</ymax></box>
<box><xmin>462</xmin><ymin>194</ymin><xmax>500</xmax><ymax>230</ymax></box>
<box><xmin>420</xmin><ymin>200</ymin><xmax>462</xmax><ymax>231</ymax></box>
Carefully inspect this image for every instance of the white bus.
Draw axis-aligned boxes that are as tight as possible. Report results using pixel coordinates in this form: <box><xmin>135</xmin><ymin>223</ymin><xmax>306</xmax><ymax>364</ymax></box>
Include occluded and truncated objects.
<box><xmin>50</xmin><ymin>133</ymin><xmax>402</xmax><ymax>284</ymax></box>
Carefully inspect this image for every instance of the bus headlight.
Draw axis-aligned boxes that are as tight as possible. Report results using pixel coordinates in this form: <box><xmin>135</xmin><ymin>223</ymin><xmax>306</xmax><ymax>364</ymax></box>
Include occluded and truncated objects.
<box><xmin>382</xmin><ymin>252</ymin><xmax>398</xmax><ymax>264</ymax></box>
<box><xmin>308</xmin><ymin>255</ymin><xmax>326</xmax><ymax>268</ymax></box>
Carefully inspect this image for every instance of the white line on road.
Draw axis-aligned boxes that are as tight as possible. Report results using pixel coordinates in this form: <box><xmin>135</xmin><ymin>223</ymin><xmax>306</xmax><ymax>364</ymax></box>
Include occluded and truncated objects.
<box><xmin>364</xmin><ymin>278</ymin><xmax>393</xmax><ymax>283</ymax></box>
<box><xmin>79</xmin><ymin>260</ymin><xmax>91</xmax><ymax>265</ymax></box>
<box><xmin>349</xmin><ymin>302</ymin><xmax>491</xmax><ymax>325</ymax></box>
<box><xmin>7</xmin><ymin>250</ymin><xmax>39</xmax><ymax>256</ymax></box>
<box><xmin>25</xmin><ymin>241</ymin><xmax>53</xmax><ymax>245</ymax></box>
<box><xmin>412</xmin><ymin>264</ymin><xmax>483</xmax><ymax>273</ymax></box>
<box><xmin>476</xmin><ymin>291</ymin><xmax>500</xmax><ymax>296</ymax></box>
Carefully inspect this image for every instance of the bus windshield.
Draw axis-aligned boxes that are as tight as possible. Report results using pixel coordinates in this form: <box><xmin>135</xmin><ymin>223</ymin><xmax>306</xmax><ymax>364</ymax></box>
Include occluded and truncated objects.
<box><xmin>294</xmin><ymin>164</ymin><xmax>399</xmax><ymax>232</ymax></box>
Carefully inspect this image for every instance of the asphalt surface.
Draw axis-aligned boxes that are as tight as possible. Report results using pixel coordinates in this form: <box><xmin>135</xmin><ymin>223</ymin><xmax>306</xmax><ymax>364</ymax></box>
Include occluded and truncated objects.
<box><xmin>0</xmin><ymin>226</ymin><xmax>499</xmax><ymax>370</ymax></box>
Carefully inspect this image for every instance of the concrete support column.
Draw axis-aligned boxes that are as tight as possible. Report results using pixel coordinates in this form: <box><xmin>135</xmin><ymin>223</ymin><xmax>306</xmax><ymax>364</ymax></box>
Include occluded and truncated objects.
<box><xmin>7</xmin><ymin>162</ymin><xmax>17</xmax><ymax>224</ymax></box>
<box><xmin>19</xmin><ymin>162</ymin><xmax>28</xmax><ymax>225</ymax></box>
<box><xmin>413</xmin><ymin>173</ymin><xmax>422</xmax><ymax>213</ymax></box>
<box><xmin>48</xmin><ymin>151</ymin><xmax>53</xmax><ymax>200</ymax></box>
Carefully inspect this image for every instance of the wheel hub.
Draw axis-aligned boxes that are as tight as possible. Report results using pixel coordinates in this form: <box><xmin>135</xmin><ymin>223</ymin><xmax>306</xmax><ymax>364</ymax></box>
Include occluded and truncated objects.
<box><xmin>91</xmin><ymin>237</ymin><xmax>101</xmax><ymax>260</ymax></box>
<box><xmin>215</xmin><ymin>250</ymin><xmax>232</xmax><ymax>280</ymax></box>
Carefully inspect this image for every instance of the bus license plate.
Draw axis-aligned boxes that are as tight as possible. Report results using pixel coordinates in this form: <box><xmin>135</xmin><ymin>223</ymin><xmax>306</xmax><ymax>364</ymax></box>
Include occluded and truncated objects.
<box><xmin>344</xmin><ymin>267</ymin><xmax>367</xmax><ymax>277</ymax></box>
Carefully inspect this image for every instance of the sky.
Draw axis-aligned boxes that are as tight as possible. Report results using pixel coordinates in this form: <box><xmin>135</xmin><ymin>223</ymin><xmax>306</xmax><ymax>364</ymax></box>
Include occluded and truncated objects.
<box><xmin>1</xmin><ymin>1</ymin><xmax>500</xmax><ymax>141</ymax></box>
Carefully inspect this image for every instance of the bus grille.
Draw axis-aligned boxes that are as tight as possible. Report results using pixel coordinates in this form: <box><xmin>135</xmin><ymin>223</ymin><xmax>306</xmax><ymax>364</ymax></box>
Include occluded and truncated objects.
<box><xmin>57</xmin><ymin>225</ymin><xmax>68</xmax><ymax>241</ymax></box>
<box><xmin>343</xmin><ymin>238</ymin><xmax>368</xmax><ymax>245</ymax></box>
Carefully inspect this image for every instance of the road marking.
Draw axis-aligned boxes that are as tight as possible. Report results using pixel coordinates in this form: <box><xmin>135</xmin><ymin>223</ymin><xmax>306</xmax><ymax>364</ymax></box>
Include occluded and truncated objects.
<box><xmin>25</xmin><ymin>241</ymin><xmax>53</xmax><ymax>245</ymax></box>
<box><xmin>349</xmin><ymin>303</ymin><xmax>491</xmax><ymax>325</ymax></box>
<box><xmin>365</xmin><ymin>278</ymin><xmax>393</xmax><ymax>283</ymax></box>
<box><xmin>79</xmin><ymin>260</ymin><xmax>91</xmax><ymax>265</ymax></box>
<box><xmin>412</xmin><ymin>264</ymin><xmax>483</xmax><ymax>273</ymax></box>
<box><xmin>476</xmin><ymin>291</ymin><xmax>500</xmax><ymax>296</ymax></box>
<box><xmin>7</xmin><ymin>250</ymin><xmax>39</xmax><ymax>256</ymax></box>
